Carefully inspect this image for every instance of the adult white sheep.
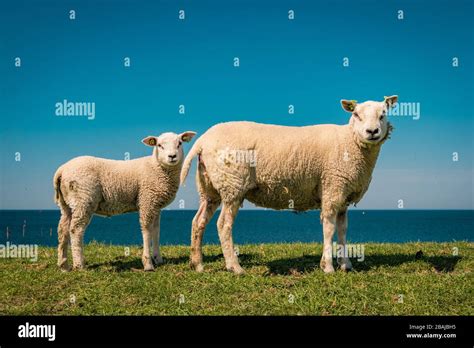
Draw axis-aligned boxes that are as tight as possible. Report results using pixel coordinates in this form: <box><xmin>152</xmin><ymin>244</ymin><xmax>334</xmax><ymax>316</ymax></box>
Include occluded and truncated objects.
<box><xmin>53</xmin><ymin>131</ymin><xmax>196</xmax><ymax>271</ymax></box>
<box><xmin>180</xmin><ymin>96</ymin><xmax>397</xmax><ymax>274</ymax></box>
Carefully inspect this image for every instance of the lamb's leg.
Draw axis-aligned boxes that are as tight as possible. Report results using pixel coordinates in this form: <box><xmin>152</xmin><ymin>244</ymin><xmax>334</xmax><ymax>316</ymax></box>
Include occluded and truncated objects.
<box><xmin>217</xmin><ymin>201</ymin><xmax>244</xmax><ymax>275</ymax></box>
<box><xmin>320</xmin><ymin>211</ymin><xmax>337</xmax><ymax>273</ymax></box>
<box><xmin>336</xmin><ymin>209</ymin><xmax>353</xmax><ymax>271</ymax></box>
<box><xmin>57</xmin><ymin>209</ymin><xmax>71</xmax><ymax>271</ymax></box>
<box><xmin>152</xmin><ymin>212</ymin><xmax>162</xmax><ymax>265</ymax></box>
<box><xmin>69</xmin><ymin>208</ymin><xmax>93</xmax><ymax>270</ymax></box>
<box><xmin>190</xmin><ymin>198</ymin><xmax>220</xmax><ymax>272</ymax></box>
<box><xmin>139</xmin><ymin>211</ymin><xmax>155</xmax><ymax>271</ymax></box>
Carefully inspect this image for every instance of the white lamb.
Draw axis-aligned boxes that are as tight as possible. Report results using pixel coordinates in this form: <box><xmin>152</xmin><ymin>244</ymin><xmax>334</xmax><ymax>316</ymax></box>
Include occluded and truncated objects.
<box><xmin>53</xmin><ymin>131</ymin><xmax>196</xmax><ymax>271</ymax></box>
<box><xmin>180</xmin><ymin>96</ymin><xmax>397</xmax><ymax>274</ymax></box>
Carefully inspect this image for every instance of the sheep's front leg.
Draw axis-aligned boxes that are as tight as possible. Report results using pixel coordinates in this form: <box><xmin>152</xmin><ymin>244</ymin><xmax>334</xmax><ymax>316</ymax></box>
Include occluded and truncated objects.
<box><xmin>139</xmin><ymin>211</ymin><xmax>155</xmax><ymax>271</ymax></box>
<box><xmin>152</xmin><ymin>213</ymin><xmax>163</xmax><ymax>265</ymax></box>
<box><xmin>320</xmin><ymin>211</ymin><xmax>337</xmax><ymax>273</ymax></box>
<box><xmin>336</xmin><ymin>209</ymin><xmax>353</xmax><ymax>271</ymax></box>
<box><xmin>217</xmin><ymin>201</ymin><xmax>244</xmax><ymax>275</ymax></box>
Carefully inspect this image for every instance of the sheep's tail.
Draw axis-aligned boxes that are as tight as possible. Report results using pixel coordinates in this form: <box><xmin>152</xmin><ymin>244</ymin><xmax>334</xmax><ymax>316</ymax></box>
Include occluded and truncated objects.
<box><xmin>53</xmin><ymin>167</ymin><xmax>66</xmax><ymax>207</ymax></box>
<box><xmin>180</xmin><ymin>137</ymin><xmax>202</xmax><ymax>185</ymax></box>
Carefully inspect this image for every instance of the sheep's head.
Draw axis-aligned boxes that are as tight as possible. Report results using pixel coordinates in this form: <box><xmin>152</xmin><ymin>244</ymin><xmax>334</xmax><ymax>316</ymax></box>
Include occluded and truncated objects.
<box><xmin>142</xmin><ymin>131</ymin><xmax>196</xmax><ymax>167</ymax></box>
<box><xmin>341</xmin><ymin>96</ymin><xmax>397</xmax><ymax>146</ymax></box>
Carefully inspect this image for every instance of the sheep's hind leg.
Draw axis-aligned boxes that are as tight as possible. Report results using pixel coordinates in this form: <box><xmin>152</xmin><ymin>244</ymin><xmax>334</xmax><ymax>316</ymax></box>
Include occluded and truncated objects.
<box><xmin>152</xmin><ymin>213</ymin><xmax>163</xmax><ymax>265</ymax></box>
<box><xmin>190</xmin><ymin>198</ymin><xmax>220</xmax><ymax>272</ymax></box>
<box><xmin>69</xmin><ymin>207</ymin><xmax>94</xmax><ymax>270</ymax></box>
<box><xmin>336</xmin><ymin>209</ymin><xmax>353</xmax><ymax>271</ymax></box>
<box><xmin>57</xmin><ymin>208</ymin><xmax>72</xmax><ymax>271</ymax></box>
<box><xmin>217</xmin><ymin>201</ymin><xmax>244</xmax><ymax>275</ymax></box>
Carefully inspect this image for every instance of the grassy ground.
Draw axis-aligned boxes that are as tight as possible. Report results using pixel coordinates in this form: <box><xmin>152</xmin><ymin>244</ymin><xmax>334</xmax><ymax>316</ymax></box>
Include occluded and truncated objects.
<box><xmin>0</xmin><ymin>242</ymin><xmax>472</xmax><ymax>315</ymax></box>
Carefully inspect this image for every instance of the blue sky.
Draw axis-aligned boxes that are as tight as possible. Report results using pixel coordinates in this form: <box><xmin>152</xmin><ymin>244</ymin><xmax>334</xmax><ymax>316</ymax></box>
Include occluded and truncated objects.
<box><xmin>0</xmin><ymin>0</ymin><xmax>472</xmax><ymax>209</ymax></box>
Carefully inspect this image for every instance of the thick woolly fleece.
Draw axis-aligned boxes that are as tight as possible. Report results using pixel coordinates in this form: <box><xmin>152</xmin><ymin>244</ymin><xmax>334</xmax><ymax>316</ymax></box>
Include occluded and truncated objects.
<box><xmin>181</xmin><ymin>120</ymin><xmax>391</xmax><ymax>219</ymax></box>
<box><xmin>54</xmin><ymin>154</ymin><xmax>180</xmax><ymax>221</ymax></box>
<box><xmin>53</xmin><ymin>151</ymin><xmax>181</xmax><ymax>271</ymax></box>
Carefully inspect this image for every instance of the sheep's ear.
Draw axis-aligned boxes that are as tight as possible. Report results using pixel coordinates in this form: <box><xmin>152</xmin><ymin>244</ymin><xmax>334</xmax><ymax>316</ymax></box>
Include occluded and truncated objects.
<box><xmin>341</xmin><ymin>99</ymin><xmax>357</xmax><ymax>112</ymax></box>
<box><xmin>384</xmin><ymin>95</ymin><xmax>398</xmax><ymax>108</ymax></box>
<box><xmin>142</xmin><ymin>136</ymin><xmax>158</xmax><ymax>147</ymax></box>
<box><xmin>180</xmin><ymin>131</ymin><xmax>197</xmax><ymax>142</ymax></box>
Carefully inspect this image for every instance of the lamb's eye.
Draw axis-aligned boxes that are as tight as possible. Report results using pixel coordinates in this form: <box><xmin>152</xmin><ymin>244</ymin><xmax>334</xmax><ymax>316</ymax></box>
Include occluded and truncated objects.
<box><xmin>158</xmin><ymin>144</ymin><xmax>163</xmax><ymax>149</ymax></box>
<box><xmin>178</xmin><ymin>141</ymin><xmax>182</xmax><ymax>147</ymax></box>
<box><xmin>353</xmin><ymin>112</ymin><xmax>361</xmax><ymax>120</ymax></box>
<box><xmin>380</xmin><ymin>113</ymin><xmax>386</xmax><ymax>120</ymax></box>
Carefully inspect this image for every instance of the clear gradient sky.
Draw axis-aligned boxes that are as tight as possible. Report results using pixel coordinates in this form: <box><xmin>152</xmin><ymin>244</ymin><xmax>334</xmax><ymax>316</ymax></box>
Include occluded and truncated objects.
<box><xmin>0</xmin><ymin>0</ymin><xmax>473</xmax><ymax>209</ymax></box>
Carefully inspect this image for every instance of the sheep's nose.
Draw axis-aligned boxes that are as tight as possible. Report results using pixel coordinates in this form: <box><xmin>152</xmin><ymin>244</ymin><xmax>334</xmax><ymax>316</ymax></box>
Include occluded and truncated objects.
<box><xmin>366</xmin><ymin>128</ymin><xmax>380</xmax><ymax>135</ymax></box>
<box><xmin>168</xmin><ymin>154</ymin><xmax>177</xmax><ymax>160</ymax></box>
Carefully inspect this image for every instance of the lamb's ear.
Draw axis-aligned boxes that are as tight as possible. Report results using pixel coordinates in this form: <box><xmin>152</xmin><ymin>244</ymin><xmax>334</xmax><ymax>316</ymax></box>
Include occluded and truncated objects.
<box><xmin>180</xmin><ymin>131</ymin><xmax>197</xmax><ymax>142</ymax></box>
<box><xmin>341</xmin><ymin>99</ymin><xmax>357</xmax><ymax>113</ymax></box>
<box><xmin>384</xmin><ymin>95</ymin><xmax>398</xmax><ymax>108</ymax></box>
<box><xmin>142</xmin><ymin>136</ymin><xmax>158</xmax><ymax>147</ymax></box>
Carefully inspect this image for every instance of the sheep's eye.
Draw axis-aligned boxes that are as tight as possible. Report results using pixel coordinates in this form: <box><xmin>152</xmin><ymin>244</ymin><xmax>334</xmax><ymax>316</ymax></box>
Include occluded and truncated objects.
<box><xmin>380</xmin><ymin>113</ymin><xmax>386</xmax><ymax>120</ymax></box>
<box><xmin>353</xmin><ymin>112</ymin><xmax>361</xmax><ymax>120</ymax></box>
<box><xmin>158</xmin><ymin>144</ymin><xmax>163</xmax><ymax>149</ymax></box>
<box><xmin>178</xmin><ymin>141</ymin><xmax>182</xmax><ymax>147</ymax></box>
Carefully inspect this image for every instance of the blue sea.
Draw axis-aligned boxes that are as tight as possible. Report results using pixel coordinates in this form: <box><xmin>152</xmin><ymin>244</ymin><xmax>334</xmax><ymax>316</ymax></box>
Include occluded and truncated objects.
<box><xmin>0</xmin><ymin>210</ymin><xmax>472</xmax><ymax>247</ymax></box>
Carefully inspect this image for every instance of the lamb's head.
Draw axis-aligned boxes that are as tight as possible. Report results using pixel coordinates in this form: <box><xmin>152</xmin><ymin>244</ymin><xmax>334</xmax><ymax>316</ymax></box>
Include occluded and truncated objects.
<box><xmin>341</xmin><ymin>96</ymin><xmax>398</xmax><ymax>146</ymax></box>
<box><xmin>142</xmin><ymin>131</ymin><xmax>196</xmax><ymax>167</ymax></box>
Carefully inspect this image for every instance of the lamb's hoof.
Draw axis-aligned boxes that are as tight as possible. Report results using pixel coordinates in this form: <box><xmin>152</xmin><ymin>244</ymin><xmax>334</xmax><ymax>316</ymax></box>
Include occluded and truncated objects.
<box><xmin>338</xmin><ymin>258</ymin><xmax>353</xmax><ymax>272</ymax></box>
<box><xmin>323</xmin><ymin>266</ymin><xmax>335</xmax><ymax>273</ymax></box>
<box><xmin>143</xmin><ymin>264</ymin><xmax>155</xmax><ymax>272</ymax></box>
<box><xmin>190</xmin><ymin>262</ymin><xmax>204</xmax><ymax>273</ymax></box>
<box><xmin>340</xmin><ymin>263</ymin><xmax>353</xmax><ymax>272</ymax></box>
<box><xmin>227</xmin><ymin>264</ymin><xmax>245</xmax><ymax>275</ymax></box>
<box><xmin>72</xmin><ymin>264</ymin><xmax>85</xmax><ymax>271</ymax></box>
<box><xmin>58</xmin><ymin>264</ymin><xmax>71</xmax><ymax>272</ymax></box>
<box><xmin>152</xmin><ymin>255</ymin><xmax>163</xmax><ymax>265</ymax></box>
<box><xmin>320</xmin><ymin>260</ymin><xmax>335</xmax><ymax>273</ymax></box>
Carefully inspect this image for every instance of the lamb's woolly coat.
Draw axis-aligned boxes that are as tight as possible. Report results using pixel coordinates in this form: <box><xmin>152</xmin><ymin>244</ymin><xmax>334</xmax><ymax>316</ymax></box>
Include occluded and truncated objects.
<box><xmin>53</xmin><ymin>152</ymin><xmax>181</xmax><ymax>272</ymax></box>
<box><xmin>53</xmin><ymin>130</ymin><xmax>196</xmax><ymax>272</ymax></box>
<box><xmin>54</xmin><ymin>154</ymin><xmax>180</xmax><ymax>221</ymax></box>
<box><xmin>181</xmin><ymin>121</ymin><xmax>390</xmax><ymax>218</ymax></box>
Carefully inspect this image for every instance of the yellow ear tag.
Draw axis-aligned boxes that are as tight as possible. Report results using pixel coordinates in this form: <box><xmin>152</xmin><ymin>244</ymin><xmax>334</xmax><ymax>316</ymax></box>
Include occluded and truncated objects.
<box><xmin>349</xmin><ymin>100</ymin><xmax>357</xmax><ymax>111</ymax></box>
<box><xmin>149</xmin><ymin>138</ymin><xmax>156</xmax><ymax>146</ymax></box>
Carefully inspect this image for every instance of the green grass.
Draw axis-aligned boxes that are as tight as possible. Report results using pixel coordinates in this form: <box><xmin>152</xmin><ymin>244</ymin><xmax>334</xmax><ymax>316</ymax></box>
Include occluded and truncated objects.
<box><xmin>0</xmin><ymin>242</ymin><xmax>472</xmax><ymax>315</ymax></box>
